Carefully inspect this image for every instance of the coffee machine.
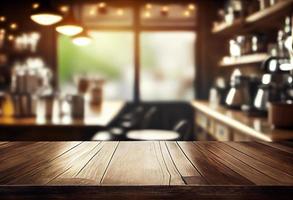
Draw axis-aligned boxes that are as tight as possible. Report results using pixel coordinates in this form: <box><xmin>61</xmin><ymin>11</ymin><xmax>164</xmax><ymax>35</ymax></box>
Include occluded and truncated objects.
<box><xmin>225</xmin><ymin>69</ymin><xmax>259</xmax><ymax>110</ymax></box>
<box><xmin>253</xmin><ymin>57</ymin><xmax>292</xmax><ymax>114</ymax></box>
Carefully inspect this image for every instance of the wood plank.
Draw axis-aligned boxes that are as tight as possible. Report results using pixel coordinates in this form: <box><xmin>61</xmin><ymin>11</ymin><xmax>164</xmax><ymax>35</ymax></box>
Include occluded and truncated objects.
<box><xmin>258</xmin><ymin>141</ymin><xmax>293</xmax><ymax>154</ymax></box>
<box><xmin>217</xmin><ymin>143</ymin><xmax>293</xmax><ymax>185</ymax></box>
<box><xmin>158</xmin><ymin>142</ymin><xmax>185</xmax><ymax>185</ymax></box>
<box><xmin>198</xmin><ymin>142</ymin><xmax>280</xmax><ymax>185</ymax></box>
<box><xmin>228</xmin><ymin>142</ymin><xmax>293</xmax><ymax>176</ymax></box>
<box><xmin>49</xmin><ymin>142</ymin><xmax>104</xmax><ymax>184</ymax></box>
<box><xmin>165</xmin><ymin>142</ymin><xmax>206</xmax><ymax>185</ymax></box>
<box><xmin>101</xmin><ymin>141</ymin><xmax>183</xmax><ymax>186</ymax></box>
<box><xmin>73</xmin><ymin>142</ymin><xmax>119</xmax><ymax>185</ymax></box>
<box><xmin>7</xmin><ymin>142</ymin><xmax>98</xmax><ymax>185</ymax></box>
<box><xmin>257</xmin><ymin>141</ymin><xmax>293</xmax><ymax>154</ymax></box>
<box><xmin>0</xmin><ymin>142</ymin><xmax>81</xmax><ymax>184</ymax></box>
<box><xmin>178</xmin><ymin>142</ymin><xmax>253</xmax><ymax>185</ymax></box>
<box><xmin>0</xmin><ymin>185</ymin><xmax>292</xmax><ymax>200</ymax></box>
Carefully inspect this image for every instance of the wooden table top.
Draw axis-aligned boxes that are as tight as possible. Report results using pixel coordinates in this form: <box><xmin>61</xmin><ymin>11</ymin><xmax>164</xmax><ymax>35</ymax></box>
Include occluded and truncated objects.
<box><xmin>192</xmin><ymin>100</ymin><xmax>293</xmax><ymax>142</ymax></box>
<box><xmin>0</xmin><ymin>101</ymin><xmax>125</xmax><ymax>127</ymax></box>
<box><xmin>0</xmin><ymin>141</ymin><xmax>292</xmax><ymax>199</ymax></box>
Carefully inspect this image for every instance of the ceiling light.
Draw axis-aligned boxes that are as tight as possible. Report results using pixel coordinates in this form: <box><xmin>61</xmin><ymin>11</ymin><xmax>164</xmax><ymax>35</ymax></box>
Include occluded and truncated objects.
<box><xmin>72</xmin><ymin>31</ymin><xmax>92</xmax><ymax>46</ymax></box>
<box><xmin>97</xmin><ymin>2</ymin><xmax>107</xmax><ymax>14</ymax></box>
<box><xmin>7</xmin><ymin>34</ymin><xmax>15</xmax><ymax>41</ymax></box>
<box><xmin>30</xmin><ymin>0</ymin><xmax>63</xmax><ymax>26</ymax></box>
<box><xmin>0</xmin><ymin>16</ymin><xmax>6</xmax><ymax>22</ymax></box>
<box><xmin>56</xmin><ymin>25</ymin><xmax>83</xmax><ymax>36</ymax></box>
<box><xmin>160</xmin><ymin>6</ymin><xmax>169</xmax><ymax>16</ymax></box>
<box><xmin>144</xmin><ymin>11</ymin><xmax>151</xmax><ymax>18</ymax></box>
<box><xmin>9</xmin><ymin>23</ymin><xmax>18</xmax><ymax>30</ymax></box>
<box><xmin>32</xmin><ymin>3</ymin><xmax>40</xmax><ymax>9</ymax></box>
<box><xmin>89</xmin><ymin>7</ymin><xmax>97</xmax><ymax>16</ymax></box>
<box><xmin>116</xmin><ymin>8</ymin><xmax>124</xmax><ymax>16</ymax></box>
<box><xmin>183</xmin><ymin>10</ymin><xmax>191</xmax><ymax>17</ymax></box>
<box><xmin>59</xmin><ymin>5</ymin><xmax>69</xmax><ymax>13</ymax></box>
<box><xmin>145</xmin><ymin>4</ymin><xmax>152</xmax><ymax>10</ymax></box>
<box><xmin>98</xmin><ymin>2</ymin><xmax>106</xmax><ymax>8</ymax></box>
<box><xmin>188</xmin><ymin>4</ymin><xmax>196</xmax><ymax>11</ymax></box>
<box><xmin>56</xmin><ymin>9</ymin><xmax>83</xmax><ymax>36</ymax></box>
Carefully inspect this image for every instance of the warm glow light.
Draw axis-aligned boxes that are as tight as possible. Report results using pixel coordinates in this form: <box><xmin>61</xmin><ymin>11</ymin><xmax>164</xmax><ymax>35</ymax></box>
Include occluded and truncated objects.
<box><xmin>188</xmin><ymin>4</ymin><xmax>195</xmax><ymax>11</ymax></box>
<box><xmin>31</xmin><ymin>14</ymin><xmax>63</xmax><ymax>26</ymax></box>
<box><xmin>9</xmin><ymin>23</ymin><xmax>18</xmax><ymax>30</ymax></box>
<box><xmin>183</xmin><ymin>10</ymin><xmax>191</xmax><ymax>17</ymax></box>
<box><xmin>116</xmin><ymin>8</ymin><xmax>124</xmax><ymax>16</ymax></box>
<box><xmin>72</xmin><ymin>36</ymin><xmax>92</xmax><ymax>46</ymax></box>
<box><xmin>98</xmin><ymin>2</ymin><xmax>106</xmax><ymax>8</ymax></box>
<box><xmin>32</xmin><ymin>3</ymin><xmax>40</xmax><ymax>9</ymax></box>
<box><xmin>7</xmin><ymin>34</ymin><xmax>14</xmax><ymax>41</ymax></box>
<box><xmin>144</xmin><ymin>11</ymin><xmax>151</xmax><ymax>18</ymax></box>
<box><xmin>145</xmin><ymin>3</ymin><xmax>152</xmax><ymax>10</ymax></box>
<box><xmin>89</xmin><ymin>7</ymin><xmax>97</xmax><ymax>16</ymax></box>
<box><xmin>160</xmin><ymin>6</ymin><xmax>169</xmax><ymax>16</ymax></box>
<box><xmin>60</xmin><ymin>5</ymin><xmax>69</xmax><ymax>13</ymax></box>
<box><xmin>161</xmin><ymin>6</ymin><xmax>169</xmax><ymax>12</ymax></box>
<box><xmin>0</xmin><ymin>16</ymin><xmax>6</xmax><ymax>22</ymax></box>
<box><xmin>0</xmin><ymin>29</ymin><xmax>5</xmax><ymax>34</ymax></box>
<box><xmin>56</xmin><ymin>25</ymin><xmax>83</xmax><ymax>36</ymax></box>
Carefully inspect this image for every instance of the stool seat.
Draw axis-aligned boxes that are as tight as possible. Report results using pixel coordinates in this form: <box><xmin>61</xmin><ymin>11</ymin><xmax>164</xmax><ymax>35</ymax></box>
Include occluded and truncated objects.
<box><xmin>126</xmin><ymin>130</ymin><xmax>180</xmax><ymax>141</ymax></box>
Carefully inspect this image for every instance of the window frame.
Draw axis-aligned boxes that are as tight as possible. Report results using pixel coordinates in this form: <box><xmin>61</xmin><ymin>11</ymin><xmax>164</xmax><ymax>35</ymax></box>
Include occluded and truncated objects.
<box><xmin>58</xmin><ymin>1</ymin><xmax>197</xmax><ymax>102</ymax></box>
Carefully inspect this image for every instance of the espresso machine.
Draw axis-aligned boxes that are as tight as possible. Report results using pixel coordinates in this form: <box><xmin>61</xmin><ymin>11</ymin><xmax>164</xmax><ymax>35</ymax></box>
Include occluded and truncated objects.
<box><xmin>225</xmin><ymin>69</ymin><xmax>259</xmax><ymax>110</ymax></box>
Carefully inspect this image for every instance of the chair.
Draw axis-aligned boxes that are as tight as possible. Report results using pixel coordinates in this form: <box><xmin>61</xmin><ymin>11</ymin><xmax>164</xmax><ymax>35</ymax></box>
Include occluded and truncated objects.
<box><xmin>173</xmin><ymin>119</ymin><xmax>191</xmax><ymax>140</ymax></box>
<box><xmin>140</xmin><ymin>106</ymin><xmax>158</xmax><ymax>129</ymax></box>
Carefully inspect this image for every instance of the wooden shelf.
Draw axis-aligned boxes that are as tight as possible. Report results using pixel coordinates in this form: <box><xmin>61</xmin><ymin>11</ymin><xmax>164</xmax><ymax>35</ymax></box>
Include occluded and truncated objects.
<box><xmin>219</xmin><ymin>53</ymin><xmax>269</xmax><ymax>67</ymax></box>
<box><xmin>212</xmin><ymin>0</ymin><xmax>293</xmax><ymax>35</ymax></box>
<box><xmin>212</xmin><ymin>18</ymin><xmax>243</xmax><ymax>35</ymax></box>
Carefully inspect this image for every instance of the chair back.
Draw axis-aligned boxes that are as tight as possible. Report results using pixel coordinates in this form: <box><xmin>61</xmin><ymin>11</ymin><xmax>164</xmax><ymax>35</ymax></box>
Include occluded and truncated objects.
<box><xmin>173</xmin><ymin>119</ymin><xmax>191</xmax><ymax>140</ymax></box>
<box><xmin>140</xmin><ymin>106</ymin><xmax>158</xmax><ymax>129</ymax></box>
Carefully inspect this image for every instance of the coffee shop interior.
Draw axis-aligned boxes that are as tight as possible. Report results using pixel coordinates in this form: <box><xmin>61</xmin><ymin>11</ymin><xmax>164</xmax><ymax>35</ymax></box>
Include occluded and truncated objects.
<box><xmin>0</xmin><ymin>0</ymin><xmax>293</xmax><ymax>199</ymax></box>
<box><xmin>0</xmin><ymin>0</ymin><xmax>292</xmax><ymax>142</ymax></box>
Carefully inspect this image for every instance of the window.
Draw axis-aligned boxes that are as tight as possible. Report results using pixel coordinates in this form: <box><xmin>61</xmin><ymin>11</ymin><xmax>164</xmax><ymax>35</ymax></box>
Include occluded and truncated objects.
<box><xmin>140</xmin><ymin>32</ymin><xmax>196</xmax><ymax>101</ymax></box>
<box><xmin>57</xmin><ymin>2</ymin><xmax>197</xmax><ymax>101</ymax></box>
<box><xmin>58</xmin><ymin>31</ymin><xmax>134</xmax><ymax>100</ymax></box>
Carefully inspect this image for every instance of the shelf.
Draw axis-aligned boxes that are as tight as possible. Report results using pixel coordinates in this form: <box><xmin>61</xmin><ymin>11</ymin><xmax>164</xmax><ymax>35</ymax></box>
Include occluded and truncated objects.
<box><xmin>212</xmin><ymin>18</ymin><xmax>243</xmax><ymax>35</ymax></box>
<box><xmin>212</xmin><ymin>0</ymin><xmax>293</xmax><ymax>35</ymax></box>
<box><xmin>219</xmin><ymin>53</ymin><xmax>269</xmax><ymax>67</ymax></box>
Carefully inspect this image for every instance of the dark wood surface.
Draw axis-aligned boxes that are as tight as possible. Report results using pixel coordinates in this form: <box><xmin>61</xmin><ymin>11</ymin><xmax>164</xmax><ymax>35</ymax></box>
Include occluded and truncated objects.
<box><xmin>0</xmin><ymin>141</ymin><xmax>292</xmax><ymax>199</ymax></box>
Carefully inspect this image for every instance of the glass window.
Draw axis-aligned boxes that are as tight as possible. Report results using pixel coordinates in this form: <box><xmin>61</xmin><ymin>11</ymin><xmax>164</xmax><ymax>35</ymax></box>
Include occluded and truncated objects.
<box><xmin>58</xmin><ymin>31</ymin><xmax>134</xmax><ymax>101</ymax></box>
<box><xmin>140</xmin><ymin>32</ymin><xmax>196</xmax><ymax>101</ymax></box>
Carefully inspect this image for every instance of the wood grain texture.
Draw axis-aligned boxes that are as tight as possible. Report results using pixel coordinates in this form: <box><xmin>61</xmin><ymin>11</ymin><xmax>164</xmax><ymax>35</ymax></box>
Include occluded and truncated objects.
<box><xmin>0</xmin><ymin>141</ymin><xmax>292</xmax><ymax>200</ymax></box>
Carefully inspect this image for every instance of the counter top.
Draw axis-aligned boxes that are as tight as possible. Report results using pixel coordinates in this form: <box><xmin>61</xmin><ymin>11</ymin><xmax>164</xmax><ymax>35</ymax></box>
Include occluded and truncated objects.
<box><xmin>0</xmin><ymin>101</ymin><xmax>125</xmax><ymax>127</ymax></box>
<box><xmin>0</xmin><ymin>141</ymin><xmax>292</xmax><ymax>199</ymax></box>
<box><xmin>192</xmin><ymin>101</ymin><xmax>293</xmax><ymax>142</ymax></box>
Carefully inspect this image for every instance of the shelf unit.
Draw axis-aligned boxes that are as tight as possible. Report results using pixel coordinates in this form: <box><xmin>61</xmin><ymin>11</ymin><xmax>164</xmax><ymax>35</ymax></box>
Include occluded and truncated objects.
<box><xmin>213</xmin><ymin>0</ymin><xmax>293</xmax><ymax>69</ymax></box>
<box><xmin>212</xmin><ymin>0</ymin><xmax>293</xmax><ymax>35</ymax></box>
<box><xmin>219</xmin><ymin>53</ymin><xmax>269</xmax><ymax>67</ymax></box>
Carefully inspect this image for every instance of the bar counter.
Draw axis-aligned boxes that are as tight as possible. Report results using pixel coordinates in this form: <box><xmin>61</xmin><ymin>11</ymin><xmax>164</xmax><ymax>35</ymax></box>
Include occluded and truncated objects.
<box><xmin>192</xmin><ymin>101</ymin><xmax>293</xmax><ymax>142</ymax></box>
<box><xmin>0</xmin><ymin>101</ymin><xmax>125</xmax><ymax>140</ymax></box>
<box><xmin>0</xmin><ymin>141</ymin><xmax>292</xmax><ymax>199</ymax></box>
